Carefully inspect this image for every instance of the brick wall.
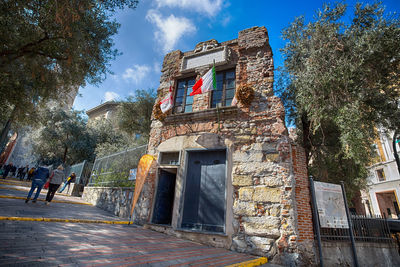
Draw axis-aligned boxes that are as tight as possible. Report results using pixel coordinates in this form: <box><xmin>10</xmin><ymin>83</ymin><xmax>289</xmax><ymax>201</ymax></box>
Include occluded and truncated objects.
<box><xmin>291</xmin><ymin>145</ymin><xmax>314</xmax><ymax>242</ymax></box>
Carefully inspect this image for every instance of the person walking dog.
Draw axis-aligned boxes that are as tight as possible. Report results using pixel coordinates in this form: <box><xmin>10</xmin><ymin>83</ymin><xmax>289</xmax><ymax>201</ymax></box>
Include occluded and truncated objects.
<box><xmin>45</xmin><ymin>165</ymin><xmax>65</xmax><ymax>205</ymax></box>
<box><xmin>25</xmin><ymin>166</ymin><xmax>50</xmax><ymax>203</ymax></box>
<box><xmin>59</xmin><ymin>172</ymin><xmax>76</xmax><ymax>193</ymax></box>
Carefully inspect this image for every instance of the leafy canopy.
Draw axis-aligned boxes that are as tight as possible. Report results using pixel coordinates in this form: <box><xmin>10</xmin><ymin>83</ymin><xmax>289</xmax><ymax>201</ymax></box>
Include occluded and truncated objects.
<box><xmin>278</xmin><ymin>2</ymin><xmax>400</xmax><ymax>195</ymax></box>
<box><xmin>0</xmin><ymin>0</ymin><xmax>138</xmax><ymax>126</ymax></box>
<box><xmin>117</xmin><ymin>89</ymin><xmax>156</xmax><ymax>139</ymax></box>
<box><xmin>32</xmin><ymin>108</ymin><xmax>95</xmax><ymax>165</ymax></box>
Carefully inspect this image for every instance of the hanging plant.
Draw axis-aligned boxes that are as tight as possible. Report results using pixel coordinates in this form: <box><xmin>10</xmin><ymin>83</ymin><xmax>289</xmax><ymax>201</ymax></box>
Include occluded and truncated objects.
<box><xmin>235</xmin><ymin>84</ymin><xmax>254</xmax><ymax>107</ymax></box>
<box><xmin>153</xmin><ymin>102</ymin><xmax>167</xmax><ymax>121</ymax></box>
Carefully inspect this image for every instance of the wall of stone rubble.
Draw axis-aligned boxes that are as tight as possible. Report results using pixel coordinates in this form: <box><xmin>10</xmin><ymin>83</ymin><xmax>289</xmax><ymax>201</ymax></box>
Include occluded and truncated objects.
<box><xmin>82</xmin><ymin>187</ymin><xmax>134</xmax><ymax>218</ymax></box>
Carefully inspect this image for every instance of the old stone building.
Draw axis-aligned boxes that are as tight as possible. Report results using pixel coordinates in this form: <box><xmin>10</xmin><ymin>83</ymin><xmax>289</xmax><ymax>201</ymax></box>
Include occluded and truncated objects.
<box><xmin>132</xmin><ymin>26</ymin><xmax>314</xmax><ymax>265</ymax></box>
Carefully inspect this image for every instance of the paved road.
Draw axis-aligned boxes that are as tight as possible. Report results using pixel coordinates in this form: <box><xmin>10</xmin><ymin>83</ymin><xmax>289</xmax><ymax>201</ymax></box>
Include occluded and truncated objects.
<box><xmin>0</xmin><ymin>178</ymin><xmax>270</xmax><ymax>266</ymax></box>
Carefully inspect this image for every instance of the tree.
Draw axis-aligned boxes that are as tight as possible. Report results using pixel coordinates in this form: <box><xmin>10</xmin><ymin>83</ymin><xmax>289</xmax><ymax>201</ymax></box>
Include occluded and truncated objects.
<box><xmin>0</xmin><ymin>0</ymin><xmax>138</xmax><ymax>152</ymax></box>
<box><xmin>87</xmin><ymin>119</ymin><xmax>143</xmax><ymax>158</ymax></box>
<box><xmin>117</xmin><ymin>89</ymin><xmax>156</xmax><ymax>139</ymax></box>
<box><xmin>278</xmin><ymin>2</ymin><xmax>400</xmax><ymax>197</ymax></box>
<box><xmin>32</xmin><ymin>108</ymin><xmax>95</xmax><ymax>165</ymax></box>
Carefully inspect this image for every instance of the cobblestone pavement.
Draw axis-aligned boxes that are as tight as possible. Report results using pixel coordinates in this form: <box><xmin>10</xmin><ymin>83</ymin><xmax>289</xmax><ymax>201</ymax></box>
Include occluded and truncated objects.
<box><xmin>0</xmin><ymin>178</ymin><xmax>270</xmax><ymax>266</ymax></box>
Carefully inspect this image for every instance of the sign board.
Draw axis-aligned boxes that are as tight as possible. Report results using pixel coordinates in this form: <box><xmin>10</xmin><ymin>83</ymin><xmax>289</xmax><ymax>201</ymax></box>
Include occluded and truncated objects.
<box><xmin>128</xmin><ymin>168</ymin><xmax>137</xmax><ymax>180</ymax></box>
<box><xmin>314</xmin><ymin>181</ymin><xmax>349</xmax><ymax>228</ymax></box>
<box><xmin>181</xmin><ymin>47</ymin><xmax>226</xmax><ymax>71</ymax></box>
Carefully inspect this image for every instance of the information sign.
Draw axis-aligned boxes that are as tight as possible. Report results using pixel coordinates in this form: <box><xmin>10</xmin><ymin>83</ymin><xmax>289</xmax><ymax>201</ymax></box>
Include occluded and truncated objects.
<box><xmin>314</xmin><ymin>181</ymin><xmax>349</xmax><ymax>228</ymax></box>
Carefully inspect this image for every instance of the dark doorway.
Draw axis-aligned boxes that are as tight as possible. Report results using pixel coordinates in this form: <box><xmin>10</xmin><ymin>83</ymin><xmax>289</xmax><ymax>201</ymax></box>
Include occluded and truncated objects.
<box><xmin>181</xmin><ymin>150</ymin><xmax>226</xmax><ymax>233</ymax></box>
<box><xmin>152</xmin><ymin>169</ymin><xmax>176</xmax><ymax>225</ymax></box>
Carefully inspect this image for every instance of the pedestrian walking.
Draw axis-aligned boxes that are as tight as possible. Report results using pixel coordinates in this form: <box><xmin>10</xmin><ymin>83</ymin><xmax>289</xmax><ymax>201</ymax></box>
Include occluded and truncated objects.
<box><xmin>25</xmin><ymin>166</ymin><xmax>50</xmax><ymax>203</ymax></box>
<box><xmin>59</xmin><ymin>172</ymin><xmax>76</xmax><ymax>193</ymax></box>
<box><xmin>10</xmin><ymin>164</ymin><xmax>17</xmax><ymax>177</ymax></box>
<box><xmin>27</xmin><ymin>167</ymin><xmax>35</xmax><ymax>181</ymax></box>
<box><xmin>45</xmin><ymin>165</ymin><xmax>65</xmax><ymax>205</ymax></box>
<box><xmin>17</xmin><ymin>166</ymin><xmax>24</xmax><ymax>180</ymax></box>
<box><xmin>3</xmin><ymin>163</ymin><xmax>12</xmax><ymax>178</ymax></box>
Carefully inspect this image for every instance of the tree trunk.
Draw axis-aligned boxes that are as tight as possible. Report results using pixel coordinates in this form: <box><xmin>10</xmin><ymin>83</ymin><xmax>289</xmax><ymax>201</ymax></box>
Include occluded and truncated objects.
<box><xmin>393</xmin><ymin>130</ymin><xmax>400</xmax><ymax>176</ymax></box>
<box><xmin>0</xmin><ymin>106</ymin><xmax>17</xmax><ymax>154</ymax></box>
<box><xmin>63</xmin><ymin>146</ymin><xmax>68</xmax><ymax>164</ymax></box>
<box><xmin>301</xmin><ymin>112</ymin><xmax>312</xmax><ymax>166</ymax></box>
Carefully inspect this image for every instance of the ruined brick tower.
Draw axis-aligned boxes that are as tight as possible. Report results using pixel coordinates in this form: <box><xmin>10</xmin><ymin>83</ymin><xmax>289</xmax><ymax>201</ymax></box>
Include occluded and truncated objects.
<box><xmin>133</xmin><ymin>26</ymin><xmax>315</xmax><ymax>265</ymax></box>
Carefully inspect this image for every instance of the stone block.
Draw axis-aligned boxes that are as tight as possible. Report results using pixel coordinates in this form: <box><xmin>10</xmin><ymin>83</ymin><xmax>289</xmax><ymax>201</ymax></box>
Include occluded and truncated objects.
<box><xmin>247</xmin><ymin>236</ymin><xmax>275</xmax><ymax>253</ymax></box>
<box><xmin>242</xmin><ymin>216</ymin><xmax>281</xmax><ymax>237</ymax></box>
<box><xmin>264</xmin><ymin>153</ymin><xmax>280</xmax><ymax>162</ymax></box>
<box><xmin>232</xmin><ymin>174</ymin><xmax>253</xmax><ymax>186</ymax></box>
<box><xmin>260</xmin><ymin>175</ymin><xmax>283</xmax><ymax>187</ymax></box>
<box><xmin>233</xmin><ymin>200</ymin><xmax>256</xmax><ymax>216</ymax></box>
<box><xmin>238</xmin><ymin>187</ymin><xmax>254</xmax><ymax>201</ymax></box>
<box><xmin>233</xmin><ymin>150</ymin><xmax>263</xmax><ymax>163</ymax></box>
<box><xmin>253</xmin><ymin>187</ymin><xmax>281</xmax><ymax>203</ymax></box>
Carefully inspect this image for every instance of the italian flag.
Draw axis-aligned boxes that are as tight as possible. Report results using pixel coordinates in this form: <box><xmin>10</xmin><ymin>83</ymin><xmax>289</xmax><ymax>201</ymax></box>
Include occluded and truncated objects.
<box><xmin>190</xmin><ymin>66</ymin><xmax>216</xmax><ymax>96</ymax></box>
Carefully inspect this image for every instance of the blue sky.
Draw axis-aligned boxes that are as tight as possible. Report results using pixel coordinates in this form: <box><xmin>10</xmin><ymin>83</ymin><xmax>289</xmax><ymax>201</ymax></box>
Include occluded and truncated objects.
<box><xmin>73</xmin><ymin>0</ymin><xmax>400</xmax><ymax>111</ymax></box>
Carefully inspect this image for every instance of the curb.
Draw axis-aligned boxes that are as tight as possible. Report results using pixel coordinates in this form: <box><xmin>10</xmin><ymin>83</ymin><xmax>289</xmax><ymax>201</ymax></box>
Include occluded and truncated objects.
<box><xmin>226</xmin><ymin>257</ymin><xmax>268</xmax><ymax>267</ymax></box>
<box><xmin>0</xmin><ymin>216</ymin><xmax>132</xmax><ymax>225</ymax></box>
<box><xmin>0</xmin><ymin>195</ymin><xmax>92</xmax><ymax>206</ymax></box>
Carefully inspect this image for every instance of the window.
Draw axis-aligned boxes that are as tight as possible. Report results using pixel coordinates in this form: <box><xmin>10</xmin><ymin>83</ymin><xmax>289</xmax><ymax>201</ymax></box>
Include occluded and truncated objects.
<box><xmin>211</xmin><ymin>69</ymin><xmax>236</xmax><ymax>108</ymax></box>
<box><xmin>376</xmin><ymin>168</ymin><xmax>386</xmax><ymax>182</ymax></box>
<box><xmin>159</xmin><ymin>152</ymin><xmax>180</xmax><ymax>165</ymax></box>
<box><xmin>173</xmin><ymin>77</ymin><xmax>195</xmax><ymax>113</ymax></box>
<box><xmin>173</xmin><ymin>69</ymin><xmax>236</xmax><ymax>114</ymax></box>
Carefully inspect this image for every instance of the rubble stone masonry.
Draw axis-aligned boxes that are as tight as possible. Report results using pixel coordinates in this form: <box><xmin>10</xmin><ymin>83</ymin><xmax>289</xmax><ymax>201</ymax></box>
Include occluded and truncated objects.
<box><xmin>136</xmin><ymin>26</ymin><xmax>315</xmax><ymax>265</ymax></box>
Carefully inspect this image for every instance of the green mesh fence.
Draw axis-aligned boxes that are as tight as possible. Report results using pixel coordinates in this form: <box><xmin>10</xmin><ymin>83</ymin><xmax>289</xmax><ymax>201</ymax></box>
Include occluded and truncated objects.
<box><xmin>88</xmin><ymin>145</ymin><xmax>147</xmax><ymax>187</ymax></box>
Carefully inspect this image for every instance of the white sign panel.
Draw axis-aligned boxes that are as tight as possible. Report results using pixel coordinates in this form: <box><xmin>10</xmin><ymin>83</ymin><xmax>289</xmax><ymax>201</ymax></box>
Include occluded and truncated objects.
<box><xmin>181</xmin><ymin>47</ymin><xmax>226</xmax><ymax>71</ymax></box>
<box><xmin>314</xmin><ymin>181</ymin><xmax>349</xmax><ymax>228</ymax></box>
<box><xmin>128</xmin><ymin>168</ymin><xmax>137</xmax><ymax>181</ymax></box>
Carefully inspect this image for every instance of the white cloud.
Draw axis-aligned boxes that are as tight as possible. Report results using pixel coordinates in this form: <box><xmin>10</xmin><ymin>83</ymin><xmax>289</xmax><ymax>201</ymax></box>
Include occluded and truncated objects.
<box><xmin>221</xmin><ymin>15</ymin><xmax>231</xmax><ymax>27</ymax></box>
<box><xmin>155</xmin><ymin>0</ymin><xmax>223</xmax><ymax>17</ymax></box>
<box><xmin>122</xmin><ymin>64</ymin><xmax>152</xmax><ymax>83</ymax></box>
<box><xmin>153</xmin><ymin>61</ymin><xmax>161</xmax><ymax>73</ymax></box>
<box><xmin>104</xmin><ymin>91</ymin><xmax>120</xmax><ymax>102</ymax></box>
<box><xmin>146</xmin><ymin>9</ymin><xmax>196</xmax><ymax>53</ymax></box>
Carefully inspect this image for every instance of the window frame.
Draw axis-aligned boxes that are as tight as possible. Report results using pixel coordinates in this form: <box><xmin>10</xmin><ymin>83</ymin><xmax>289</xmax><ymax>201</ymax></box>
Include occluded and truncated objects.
<box><xmin>173</xmin><ymin>68</ymin><xmax>236</xmax><ymax>114</ymax></box>
<box><xmin>173</xmin><ymin>76</ymin><xmax>196</xmax><ymax>114</ymax></box>
<box><xmin>210</xmin><ymin>68</ymin><xmax>236</xmax><ymax>109</ymax></box>
<box><xmin>376</xmin><ymin>168</ymin><xmax>386</xmax><ymax>182</ymax></box>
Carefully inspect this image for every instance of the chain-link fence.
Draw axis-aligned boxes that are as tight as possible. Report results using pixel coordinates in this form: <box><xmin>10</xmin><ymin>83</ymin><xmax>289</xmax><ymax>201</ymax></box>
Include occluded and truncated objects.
<box><xmin>88</xmin><ymin>145</ymin><xmax>147</xmax><ymax>187</ymax></box>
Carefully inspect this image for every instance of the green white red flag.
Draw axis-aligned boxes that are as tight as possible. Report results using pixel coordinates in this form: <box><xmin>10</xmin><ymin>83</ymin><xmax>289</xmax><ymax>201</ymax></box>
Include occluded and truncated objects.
<box><xmin>190</xmin><ymin>65</ymin><xmax>216</xmax><ymax>96</ymax></box>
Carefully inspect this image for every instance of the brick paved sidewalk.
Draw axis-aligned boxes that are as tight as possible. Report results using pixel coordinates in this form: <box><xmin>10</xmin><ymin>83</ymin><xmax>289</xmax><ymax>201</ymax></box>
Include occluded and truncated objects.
<box><xmin>0</xmin><ymin>179</ymin><xmax>272</xmax><ymax>266</ymax></box>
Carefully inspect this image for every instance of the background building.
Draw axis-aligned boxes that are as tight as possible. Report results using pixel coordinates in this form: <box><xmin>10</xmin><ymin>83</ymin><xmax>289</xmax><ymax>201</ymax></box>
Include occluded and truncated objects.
<box><xmin>363</xmin><ymin>130</ymin><xmax>400</xmax><ymax>218</ymax></box>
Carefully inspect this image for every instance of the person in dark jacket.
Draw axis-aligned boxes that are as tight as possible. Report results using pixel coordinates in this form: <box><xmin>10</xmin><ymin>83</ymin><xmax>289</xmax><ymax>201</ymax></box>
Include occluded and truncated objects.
<box><xmin>25</xmin><ymin>166</ymin><xmax>50</xmax><ymax>203</ymax></box>
<box><xmin>58</xmin><ymin>172</ymin><xmax>76</xmax><ymax>193</ymax></box>
<box><xmin>3</xmin><ymin>163</ymin><xmax>12</xmax><ymax>178</ymax></box>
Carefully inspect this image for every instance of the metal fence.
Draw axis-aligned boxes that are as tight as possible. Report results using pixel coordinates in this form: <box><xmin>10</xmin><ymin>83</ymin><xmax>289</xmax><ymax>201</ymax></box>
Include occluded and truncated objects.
<box><xmin>65</xmin><ymin>160</ymin><xmax>93</xmax><ymax>186</ymax></box>
<box><xmin>320</xmin><ymin>214</ymin><xmax>394</xmax><ymax>244</ymax></box>
<box><xmin>88</xmin><ymin>145</ymin><xmax>147</xmax><ymax>187</ymax></box>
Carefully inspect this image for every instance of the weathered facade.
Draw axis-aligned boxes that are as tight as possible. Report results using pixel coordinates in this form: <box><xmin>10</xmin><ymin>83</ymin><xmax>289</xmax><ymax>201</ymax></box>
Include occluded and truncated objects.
<box><xmin>132</xmin><ymin>26</ymin><xmax>314</xmax><ymax>265</ymax></box>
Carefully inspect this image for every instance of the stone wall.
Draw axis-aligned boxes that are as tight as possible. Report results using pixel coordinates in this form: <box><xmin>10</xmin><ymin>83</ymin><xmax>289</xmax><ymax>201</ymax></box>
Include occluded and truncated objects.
<box><xmin>82</xmin><ymin>187</ymin><xmax>135</xmax><ymax>218</ymax></box>
<box><xmin>322</xmin><ymin>241</ymin><xmax>400</xmax><ymax>266</ymax></box>
<box><xmin>134</xmin><ymin>26</ymin><xmax>315</xmax><ymax>265</ymax></box>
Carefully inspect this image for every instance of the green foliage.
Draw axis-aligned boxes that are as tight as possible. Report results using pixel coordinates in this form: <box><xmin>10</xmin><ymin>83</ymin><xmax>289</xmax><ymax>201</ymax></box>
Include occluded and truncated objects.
<box><xmin>87</xmin><ymin>118</ymin><xmax>145</xmax><ymax>158</ymax></box>
<box><xmin>278</xmin><ymin>2</ymin><xmax>400</xmax><ymax>197</ymax></box>
<box><xmin>117</xmin><ymin>89</ymin><xmax>156</xmax><ymax>139</ymax></box>
<box><xmin>32</xmin><ymin>107</ymin><xmax>95</xmax><ymax>165</ymax></box>
<box><xmin>0</xmin><ymin>0</ymin><xmax>138</xmax><ymax>133</ymax></box>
